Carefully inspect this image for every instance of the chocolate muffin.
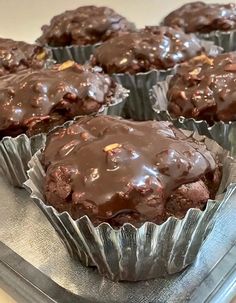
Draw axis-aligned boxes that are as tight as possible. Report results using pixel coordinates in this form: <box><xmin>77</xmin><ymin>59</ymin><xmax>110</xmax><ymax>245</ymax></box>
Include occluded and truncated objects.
<box><xmin>37</xmin><ymin>6</ymin><xmax>135</xmax><ymax>47</ymax></box>
<box><xmin>0</xmin><ymin>38</ymin><xmax>50</xmax><ymax>76</ymax></box>
<box><xmin>42</xmin><ymin>115</ymin><xmax>221</xmax><ymax>227</ymax></box>
<box><xmin>91</xmin><ymin>26</ymin><xmax>204</xmax><ymax>74</ymax></box>
<box><xmin>0</xmin><ymin>61</ymin><xmax>126</xmax><ymax>138</ymax></box>
<box><xmin>163</xmin><ymin>2</ymin><xmax>236</xmax><ymax>34</ymax></box>
<box><xmin>167</xmin><ymin>52</ymin><xmax>236</xmax><ymax>124</ymax></box>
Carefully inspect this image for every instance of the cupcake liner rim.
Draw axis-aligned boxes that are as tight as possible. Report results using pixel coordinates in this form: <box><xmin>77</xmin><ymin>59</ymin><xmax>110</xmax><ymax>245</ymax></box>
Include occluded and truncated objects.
<box><xmin>197</xmin><ymin>29</ymin><xmax>236</xmax><ymax>38</ymax></box>
<box><xmin>47</xmin><ymin>42</ymin><xmax>102</xmax><ymax>51</ymax></box>
<box><xmin>25</xmin><ymin>188</ymin><xmax>235</xmax><ymax>231</ymax></box>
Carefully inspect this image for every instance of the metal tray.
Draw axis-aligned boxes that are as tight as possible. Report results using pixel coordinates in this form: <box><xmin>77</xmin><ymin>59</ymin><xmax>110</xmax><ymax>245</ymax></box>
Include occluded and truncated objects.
<box><xmin>0</xmin><ymin>175</ymin><xmax>236</xmax><ymax>303</ymax></box>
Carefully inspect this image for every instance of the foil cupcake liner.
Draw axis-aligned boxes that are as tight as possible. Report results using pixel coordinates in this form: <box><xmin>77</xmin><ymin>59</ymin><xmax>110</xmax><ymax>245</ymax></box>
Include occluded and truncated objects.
<box><xmin>151</xmin><ymin>76</ymin><xmax>236</xmax><ymax>156</ymax></box>
<box><xmin>0</xmin><ymin>133</ymin><xmax>46</xmax><ymax>188</ymax></box>
<box><xmin>0</xmin><ymin>85</ymin><xmax>128</xmax><ymax>188</ymax></box>
<box><xmin>112</xmin><ymin>68</ymin><xmax>174</xmax><ymax>121</ymax></box>
<box><xmin>43</xmin><ymin>48</ymin><xmax>56</xmax><ymax>68</ymax></box>
<box><xmin>49</xmin><ymin>43</ymin><xmax>101</xmax><ymax>64</ymax></box>
<box><xmin>112</xmin><ymin>41</ymin><xmax>222</xmax><ymax>121</ymax></box>
<box><xmin>197</xmin><ymin>30</ymin><xmax>236</xmax><ymax>52</ymax></box>
<box><xmin>24</xmin><ymin>122</ymin><xmax>236</xmax><ymax>281</ymax></box>
<box><xmin>99</xmin><ymin>84</ymin><xmax>129</xmax><ymax>117</ymax></box>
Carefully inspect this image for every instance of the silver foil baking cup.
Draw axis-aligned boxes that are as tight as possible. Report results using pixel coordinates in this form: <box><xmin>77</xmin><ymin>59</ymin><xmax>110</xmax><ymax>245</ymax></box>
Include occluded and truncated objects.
<box><xmin>150</xmin><ymin>76</ymin><xmax>236</xmax><ymax>156</ymax></box>
<box><xmin>0</xmin><ymin>84</ymin><xmax>128</xmax><ymax>188</ymax></box>
<box><xmin>197</xmin><ymin>30</ymin><xmax>236</xmax><ymax>52</ymax></box>
<box><xmin>0</xmin><ymin>133</ymin><xmax>46</xmax><ymax>188</ymax></box>
<box><xmin>112</xmin><ymin>41</ymin><xmax>222</xmax><ymax>121</ymax></box>
<box><xmin>49</xmin><ymin>43</ymin><xmax>101</xmax><ymax>64</ymax></box>
<box><xmin>42</xmin><ymin>48</ymin><xmax>56</xmax><ymax>68</ymax></box>
<box><xmin>112</xmin><ymin>68</ymin><xmax>174</xmax><ymax>121</ymax></box>
<box><xmin>24</xmin><ymin>123</ymin><xmax>236</xmax><ymax>281</ymax></box>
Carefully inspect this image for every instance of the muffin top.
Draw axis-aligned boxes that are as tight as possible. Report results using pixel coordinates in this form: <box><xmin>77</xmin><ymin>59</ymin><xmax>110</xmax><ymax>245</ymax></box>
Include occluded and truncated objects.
<box><xmin>0</xmin><ymin>38</ymin><xmax>49</xmax><ymax>76</ymax></box>
<box><xmin>37</xmin><ymin>5</ymin><xmax>135</xmax><ymax>47</ymax></box>
<box><xmin>163</xmin><ymin>2</ymin><xmax>236</xmax><ymax>33</ymax></box>
<box><xmin>91</xmin><ymin>26</ymin><xmax>204</xmax><ymax>74</ymax></box>
<box><xmin>167</xmin><ymin>52</ymin><xmax>236</xmax><ymax>124</ymax></box>
<box><xmin>0</xmin><ymin>61</ymin><xmax>125</xmax><ymax>138</ymax></box>
<box><xmin>43</xmin><ymin>115</ymin><xmax>220</xmax><ymax>227</ymax></box>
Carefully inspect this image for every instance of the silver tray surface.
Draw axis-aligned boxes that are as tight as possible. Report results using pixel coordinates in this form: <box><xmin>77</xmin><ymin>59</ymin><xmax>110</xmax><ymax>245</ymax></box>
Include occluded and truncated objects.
<box><xmin>0</xmin><ymin>175</ymin><xmax>236</xmax><ymax>303</ymax></box>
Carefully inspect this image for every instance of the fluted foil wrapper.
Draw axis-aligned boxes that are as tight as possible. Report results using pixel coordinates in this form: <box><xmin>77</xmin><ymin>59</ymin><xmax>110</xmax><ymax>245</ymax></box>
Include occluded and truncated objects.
<box><xmin>112</xmin><ymin>41</ymin><xmax>222</xmax><ymax>121</ymax></box>
<box><xmin>100</xmin><ymin>97</ymin><xmax>127</xmax><ymax>116</ymax></box>
<box><xmin>0</xmin><ymin>134</ymin><xmax>46</xmax><ymax>188</ymax></box>
<box><xmin>197</xmin><ymin>30</ymin><xmax>236</xmax><ymax>52</ymax></box>
<box><xmin>23</xmin><ymin>121</ymin><xmax>236</xmax><ymax>281</ymax></box>
<box><xmin>0</xmin><ymin>85</ymin><xmax>128</xmax><ymax>187</ymax></box>
<box><xmin>112</xmin><ymin>68</ymin><xmax>173</xmax><ymax>121</ymax></box>
<box><xmin>39</xmin><ymin>47</ymin><xmax>55</xmax><ymax>68</ymax></box>
<box><xmin>49</xmin><ymin>43</ymin><xmax>101</xmax><ymax>64</ymax></box>
<box><xmin>151</xmin><ymin>76</ymin><xmax>236</xmax><ymax>156</ymax></box>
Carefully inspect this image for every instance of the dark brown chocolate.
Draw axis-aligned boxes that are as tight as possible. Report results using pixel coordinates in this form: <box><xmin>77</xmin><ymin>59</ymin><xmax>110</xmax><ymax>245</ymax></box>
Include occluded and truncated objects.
<box><xmin>163</xmin><ymin>2</ymin><xmax>236</xmax><ymax>33</ymax></box>
<box><xmin>0</xmin><ymin>61</ymin><xmax>123</xmax><ymax>138</ymax></box>
<box><xmin>167</xmin><ymin>52</ymin><xmax>236</xmax><ymax>124</ymax></box>
<box><xmin>91</xmin><ymin>27</ymin><xmax>204</xmax><ymax>74</ymax></box>
<box><xmin>0</xmin><ymin>38</ymin><xmax>49</xmax><ymax>76</ymax></box>
<box><xmin>37</xmin><ymin>6</ymin><xmax>135</xmax><ymax>47</ymax></box>
<box><xmin>43</xmin><ymin>115</ymin><xmax>221</xmax><ymax>227</ymax></box>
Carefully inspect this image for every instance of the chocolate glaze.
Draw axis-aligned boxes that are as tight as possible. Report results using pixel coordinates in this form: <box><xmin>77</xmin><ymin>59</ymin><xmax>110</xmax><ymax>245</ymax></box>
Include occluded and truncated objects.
<box><xmin>163</xmin><ymin>2</ymin><xmax>236</xmax><ymax>33</ymax></box>
<box><xmin>0</xmin><ymin>37</ymin><xmax>49</xmax><ymax>76</ymax></box>
<box><xmin>0</xmin><ymin>62</ymin><xmax>122</xmax><ymax>138</ymax></box>
<box><xmin>167</xmin><ymin>52</ymin><xmax>236</xmax><ymax>124</ymax></box>
<box><xmin>37</xmin><ymin>6</ymin><xmax>135</xmax><ymax>47</ymax></box>
<box><xmin>43</xmin><ymin>115</ymin><xmax>221</xmax><ymax>227</ymax></box>
<box><xmin>91</xmin><ymin>27</ymin><xmax>204</xmax><ymax>74</ymax></box>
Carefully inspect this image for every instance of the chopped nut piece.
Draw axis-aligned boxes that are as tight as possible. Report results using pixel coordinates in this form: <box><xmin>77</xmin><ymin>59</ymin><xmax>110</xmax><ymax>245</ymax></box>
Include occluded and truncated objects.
<box><xmin>179</xmin><ymin>91</ymin><xmax>187</xmax><ymax>100</ymax></box>
<box><xmin>191</xmin><ymin>54</ymin><xmax>214</xmax><ymax>65</ymax></box>
<box><xmin>80</xmin><ymin>132</ymin><xmax>89</xmax><ymax>141</ymax></box>
<box><xmin>189</xmin><ymin>67</ymin><xmax>201</xmax><ymax>76</ymax></box>
<box><xmin>103</xmin><ymin>143</ymin><xmax>121</xmax><ymax>152</ymax></box>
<box><xmin>5</xmin><ymin>53</ymin><xmax>12</xmax><ymax>60</ymax></box>
<box><xmin>58</xmin><ymin>60</ymin><xmax>75</xmax><ymax>71</ymax></box>
<box><xmin>224</xmin><ymin>63</ymin><xmax>236</xmax><ymax>72</ymax></box>
<box><xmin>36</xmin><ymin>51</ymin><xmax>46</xmax><ymax>60</ymax></box>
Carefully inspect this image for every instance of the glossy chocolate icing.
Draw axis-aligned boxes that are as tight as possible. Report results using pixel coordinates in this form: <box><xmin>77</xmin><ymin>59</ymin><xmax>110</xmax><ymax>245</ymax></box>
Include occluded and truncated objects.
<box><xmin>0</xmin><ymin>62</ymin><xmax>121</xmax><ymax>138</ymax></box>
<box><xmin>91</xmin><ymin>27</ymin><xmax>204</xmax><ymax>74</ymax></box>
<box><xmin>163</xmin><ymin>2</ymin><xmax>236</xmax><ymax>33</ymax></box>
<box><xmin>167</xmin><ymin>52</ymin><xmax>236</xmax><ymax>123</ymax></box>
<box><xmin>0</xmin><ymin>37</ymin><xmax>49</xmax><ymax>76</ymax></box>
<box><xmin>37</xmin><ymin>6</ymin><xmax>135</xmax><ymax>47</ymax></box>
<box><xmin>43</xmin><ymin>115</ymin><xmax>220</xmax><ymax>226</ymax></box>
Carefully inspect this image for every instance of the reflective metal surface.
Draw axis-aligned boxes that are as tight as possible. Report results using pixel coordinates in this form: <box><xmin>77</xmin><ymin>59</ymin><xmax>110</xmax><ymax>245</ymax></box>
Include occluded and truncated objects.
<box><xmin>197</xmin><ymin>29</ymin><xmax>236</xmax><ymax>52</ymax></box>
